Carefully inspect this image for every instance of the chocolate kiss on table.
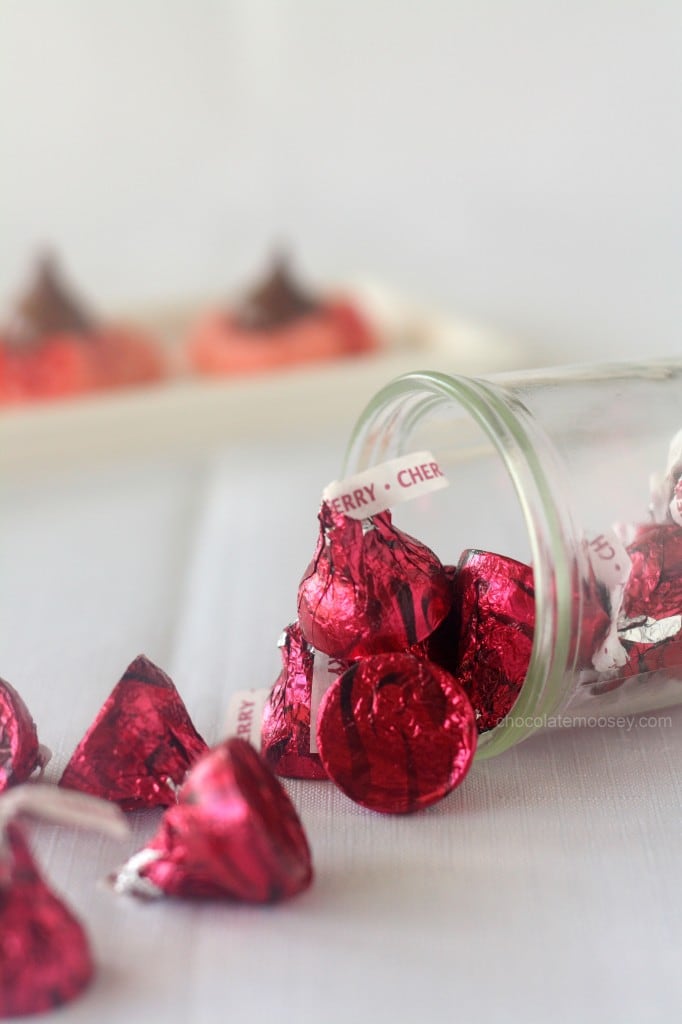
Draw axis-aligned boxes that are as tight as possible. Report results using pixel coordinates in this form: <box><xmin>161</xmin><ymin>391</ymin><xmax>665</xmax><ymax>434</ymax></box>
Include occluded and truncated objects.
<box><xmin>3</xmin><ymin>254</ymin><xmax>94</xmax><ymax>347</ymax></box>
<box><xmin>59</xmin><ymin>655</ymin><xmax>208</xmax><ymax>810</ymax></box>
<box><xmin>0</xmin><ymin>677</ymin><xmax>49</xmax><ymax>794</ymax></box>
<box><xmin>316</xmin><ymin>652</ymin><xmax>477</xmax><ymax>814</ymax></box>
<box><xmin>261</xmin><ymin>623</ymin><xmax>338</xmax><ymax>780</ymax></box>
<box><xmin>452</xmin><ymin>550</ymin><xmax>536</xmax><ymax>733</ymax></box>
<box><xmin>234</xmin><ymin>251</ymin><xmax>320</xmax><ymax>331</ymax></box>
<box><xmin>0</xmin><ymin>785</ymin><xmax>127</xmax><ymax>1019</ymax></box>
<box><xmin>1</xmin><ymin>825</ymin><xmax>92</xmax><ymax>1019</ymax></box>
<box><xmin>112</xmin><ymin>737</ymin><xmax>313</xmax><ymax>903</ymax></box>
<box><xmin>297</xmin><ymin>504</ymin><xmax>453</xmax><ymax>660</ymax></box>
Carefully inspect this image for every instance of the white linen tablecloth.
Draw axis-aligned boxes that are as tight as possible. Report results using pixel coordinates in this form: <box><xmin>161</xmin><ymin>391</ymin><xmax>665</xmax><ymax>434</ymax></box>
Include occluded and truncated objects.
<box><xmin>1</xmin><ymin>434</ymin><xmax>680</xmax><ymax>1024</ymax></box>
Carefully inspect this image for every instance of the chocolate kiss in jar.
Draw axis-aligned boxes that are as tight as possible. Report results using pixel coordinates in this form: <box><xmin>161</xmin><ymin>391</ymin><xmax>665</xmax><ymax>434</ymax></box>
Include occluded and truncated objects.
<box><xmin>343</xmin><ymin>361</ymin><xmax>682</xmax><ymax>758</ymax></box>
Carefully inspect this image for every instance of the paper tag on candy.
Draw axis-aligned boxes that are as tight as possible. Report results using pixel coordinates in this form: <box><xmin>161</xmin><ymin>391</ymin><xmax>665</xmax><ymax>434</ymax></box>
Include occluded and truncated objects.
<box><xmin>225</xmin><ymin>689</ymin><xmax>270</xmax><ymax>748</ymax></box>
<box><xmin>322</xmin><ymin>451</ymin><xmax>449</xmax><ymax>520</ymax></box>
<box><xmin>587</xmin><ymin>530</ymin><xmax>632</xmax><ymax>672</ymax></box>
<box><xmin>587</xmin><ymin>530</ymin><xmax>631</xmax><ymax>591</ymax></box>
<box><xmin>670</xmin><ymin>478</ymin><xmax>682</xmax><ymax>527</ymax></box>
<box><xmin>650</xmin><ymin>428</ymin><xmax>682</xmax><ymax>522</ymax></box>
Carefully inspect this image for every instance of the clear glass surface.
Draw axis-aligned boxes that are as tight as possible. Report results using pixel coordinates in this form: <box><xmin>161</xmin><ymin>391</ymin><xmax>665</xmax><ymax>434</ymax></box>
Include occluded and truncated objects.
<box><xmin>345</xmin><ymin>361</ymin><xmax>682</xmax><ymax>757</ymax></box>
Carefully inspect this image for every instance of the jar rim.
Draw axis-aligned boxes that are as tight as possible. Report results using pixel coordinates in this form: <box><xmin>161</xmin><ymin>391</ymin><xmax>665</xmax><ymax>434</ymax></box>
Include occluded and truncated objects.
<box><xmin>344</xmin><ymin>369</ymin><xmax>581</xmax><ymax>757</ymax></box>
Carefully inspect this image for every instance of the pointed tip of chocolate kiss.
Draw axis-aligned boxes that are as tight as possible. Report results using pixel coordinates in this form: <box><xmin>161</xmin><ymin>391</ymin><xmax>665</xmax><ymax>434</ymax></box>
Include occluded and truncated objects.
<box><xmin>3</xmin><ymin>252</ymin><xmax>95</xmax><ymax>346</ymax></box>
<box><xmin>233</xmin><ymin>249</ymin><xmax>320</xmax><ymax>331</ymax></box>
<box><xmin>120</xmin><ymin>653</ymin><xmax>175</xmax><ymax>688</ymax></box>
<box><xmin>59</xmin><ymin>656</ymin><xmax>208</xmax><ymax>811</ymax></box>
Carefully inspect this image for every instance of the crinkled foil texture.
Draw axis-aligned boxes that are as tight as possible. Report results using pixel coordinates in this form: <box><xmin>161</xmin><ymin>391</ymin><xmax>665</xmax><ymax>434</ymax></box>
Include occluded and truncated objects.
<box><xmin>452</xmin><ymin>550</ymin><xmax>535</xmax><ymax>732</ymax></box>
<box><xmin>0</xmin><ymin>678</ymin><xmax>41</xmax><ymax>794</ymax></box>
<box><xmin>297</xmin><ymin>505</ymin><xmax>453</xmax><ymax>659</ymax></box>
<box><xmin>0</xmin><ymin>825</ymin><xmax>93</xmax><ymax>1017</ymax></box>
<box><xmin>262</xmin><ymin>624</ymin><xmax>346</xmax><ymax>779</ymax></box>
<box><xmin>316</xmin><ymin>653</ymin><xmax>477</xmax><ymax>814</ymax></box>
<box><xmin>123</xmin><ymin>738</ymin><xmax>312</xmax><ymax>903</ymax></box>
<box><xmin>623</xmin><ymin>523</ymin><xmax>682</xmax><ymax>620</ymax></box>
<box><xmin>59</xmin><ymin>655</ymin><xmax>208</xmax><ymax>810</ymax></box>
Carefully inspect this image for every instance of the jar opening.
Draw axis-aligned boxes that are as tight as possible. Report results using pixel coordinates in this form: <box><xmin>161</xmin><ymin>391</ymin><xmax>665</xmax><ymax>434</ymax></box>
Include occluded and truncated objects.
<box><xmin>344</xmin><ymin>370</ymin><xmax>580</xmax><ymax>758</ymax></box>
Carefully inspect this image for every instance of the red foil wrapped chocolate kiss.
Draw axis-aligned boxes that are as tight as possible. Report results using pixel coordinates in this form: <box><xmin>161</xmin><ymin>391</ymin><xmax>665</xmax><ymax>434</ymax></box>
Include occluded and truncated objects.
<box><xmin>112</xmin><ymin>737</ymin><xmax>313</xmax><ymax>903</ymax></box>
<box><xmin>453</xmin><ymin>550</ymin><xmax>535</xmax><ymax>733</ymax></box>
<box><xmin>0</xmin><ymin>785</ymin><xmax>128</xmax><ymax>1019</ymax></box>
<box><xmin>297</xmin><ymin>504</ymin><xmax>453</xmax><ymax>659</ymax></box>
<box><xmin>261</xmin><ymin>623</ymin><xmax>340</xmax><ymax>780</ymax></box>
<box><xmin>316</xmin><ymin>652</ymin><xmax>477</xmax><ymax>814</ymax></box>
<box><xmin>1</xmin><ymin>823</ymin><xmax>93</xmax><ymax>1018</ymax></box>
<box><xmin>59</xmin><ymin>655</ymin><xmax>208</xmax><ymax>810</ymax></box>
<box><xmin>0</xmin><ymin>677</ymin><xmax>48</xmax><ymax>794</ymax></box>
<box><xmin>622</xmin><ymin>522</ymin><xmax>682</xmax><ymax>620</ymax></box>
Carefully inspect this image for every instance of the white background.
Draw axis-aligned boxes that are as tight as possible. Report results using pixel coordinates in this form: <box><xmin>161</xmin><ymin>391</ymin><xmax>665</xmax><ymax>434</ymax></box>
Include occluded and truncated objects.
<box><xmin>1</xmin><ymin>1</ymin><xmax>681</xmax><ymax>362</ymax></box>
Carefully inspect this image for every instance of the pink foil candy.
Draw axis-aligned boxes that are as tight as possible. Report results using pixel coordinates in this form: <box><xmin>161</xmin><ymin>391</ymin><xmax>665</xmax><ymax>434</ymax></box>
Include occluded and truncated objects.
<box><xmin>0</xmin><ymin>678</ymin><xmax>45</xmax><ymax>794</ymax></box>
<box><xmin>113</xmin><ymin>737</ymin><xmax>313</xmax><ymax>903</ymax></box>
<box><xmin>454</xmin><ymin>550</ymin><xmax>535</xmax><ymax>732</ymax></box>
<box><xmin>297</xmin><ymin>504</ymin><xmax>453</xmax><ymax>659</ymax></box>
<box><xmin>623</xmin><ymin>522</ymin><xmax>682</xmax><ymax>620</ymax></box>
<box><xmin>59</xmin><ymin>655</ymin><xmax>208</xmax><ymax>810</ymax></box>
<box><xmin>261</xmin><ymin>624</ymin><xmax>337</xmax><ymax>780</ymax></box>
<box><xmin>1</xmin><ymin>825</ymin><xmax>92</xmax><ymax>1018</ymax></box>
<box><xmin>316</xmin><ymin>652</ymin><xmax>477</xmax><ymax>814</ymax></box>
<box><xmin>0</xmin><ymin>785</ymin><xmax>127</xmax><ymax>1018</ymax></box>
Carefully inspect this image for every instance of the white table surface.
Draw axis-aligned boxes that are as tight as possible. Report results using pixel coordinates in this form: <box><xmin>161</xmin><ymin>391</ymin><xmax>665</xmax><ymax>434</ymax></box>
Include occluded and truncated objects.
<box><xmin>1</xmin><ymin>430</ymin><xmax>681</xmax><ymax>1024</ymax></box>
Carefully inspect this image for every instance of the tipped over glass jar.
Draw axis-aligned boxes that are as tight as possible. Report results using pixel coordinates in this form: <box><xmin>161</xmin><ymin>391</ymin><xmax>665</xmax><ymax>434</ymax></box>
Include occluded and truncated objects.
<box><xmin>344</xmin><ymin>360</ymin><xmax>682</xmax><ymax>759</ymax></box>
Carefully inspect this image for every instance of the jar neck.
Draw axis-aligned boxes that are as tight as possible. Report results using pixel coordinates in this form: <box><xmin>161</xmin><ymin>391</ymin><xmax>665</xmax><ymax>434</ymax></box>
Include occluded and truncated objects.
<box><xmin>344</xmin><ymin>370</ymin><xmax>584</xmax><ymax>757</ymax></box>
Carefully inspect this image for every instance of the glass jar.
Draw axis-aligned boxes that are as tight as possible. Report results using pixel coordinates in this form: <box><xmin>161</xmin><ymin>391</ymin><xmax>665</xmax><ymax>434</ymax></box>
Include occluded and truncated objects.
<box><xmin>344</xmin><ymin>360</ymin><xmax>682</xmax><ymax>759</ymax></box>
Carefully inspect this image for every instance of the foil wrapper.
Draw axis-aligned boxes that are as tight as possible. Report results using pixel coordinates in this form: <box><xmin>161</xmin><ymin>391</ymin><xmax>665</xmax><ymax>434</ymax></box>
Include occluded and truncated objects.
<box><xmin>261</xmin><ymin>624</ymin><xmax>332</xmax><ymax>780</ymax></box>
<box><xmin>0</xmin><ymin>786</ymin><xmax>126</xmax><ymax>1019</ymax></box>
<box><xmin>454</xmin><ymin>550</ymin><xmax>535</xmax><ymax>733</ymax></box>
<box><xmin>0</xmin><ymin>678</ymin><xmax>44</xmax><ymax>794</ymax></box>
<box><xmin>298</xmin><ymin>504</ymin><xmax>453</xmax><ymax>659</ymax></box>
<box><xmin>577</xmin><ymin>559</ymin><xmax>612</xmax><ymax>671</ymax></box>
<box><xmin>586</xmin><ymin>519</ymin><xmax>682</xmax><ymax>694</ymax></box>
<box><xmin>619</xmin><ymin>613</ymin><xmax>682</xmax><ymax>646</ymax></box>
<box><xmin>598</xmin><ymin>613</ymin><xmax>682</xmax><ymax>686</ymax></box>
<box><xmin>316</xmin><ymin>652</ymin><xmax>477</xmax><ymax>814</ymax></box>
<box><xmin>620</xmin><ymin>633</ymin><xmax>682</xmax><ymax>682</ymax></box>
<box><xmin>59</xmin><ymin>655</ymin><xmax>208</xmax><ymax>810</ymax></box>
<box><xmin>0</xmin><ymin>824</ymin><xmax>93</xmax><ymax>1018</ymax></box>
<box><xmin>622</xmin><ymin>522</ymin><xmax>682</xmax><ymax>620</ymax></box>
<box><xmin>113</xmin><ymin>738</ymin><xmax>313</xmax><ymax>903</ymax></box>
<box><xmin>412</xmin><ymin>566</ymin><xmax>460</xmax><ymax>677</ymax></box>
